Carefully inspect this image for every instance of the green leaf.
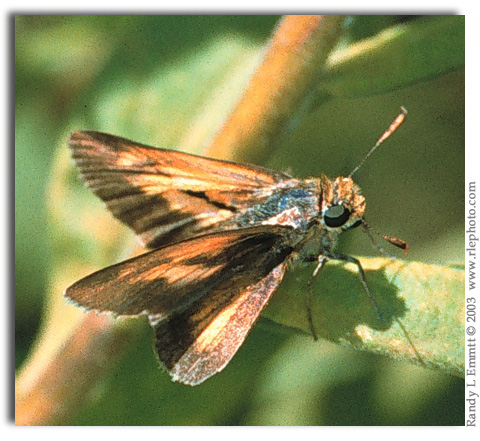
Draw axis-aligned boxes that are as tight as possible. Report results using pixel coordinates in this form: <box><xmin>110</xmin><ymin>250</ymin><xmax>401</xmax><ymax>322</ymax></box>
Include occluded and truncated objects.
<box><xmin>322</xmin><ymin>16</ymin><xmax>465</xmax><ymax>97</ymax></box>
<box><xmin>264</xmin><ymin>258</ymin><xmax>465</xmax><ymax>377</ymax></box>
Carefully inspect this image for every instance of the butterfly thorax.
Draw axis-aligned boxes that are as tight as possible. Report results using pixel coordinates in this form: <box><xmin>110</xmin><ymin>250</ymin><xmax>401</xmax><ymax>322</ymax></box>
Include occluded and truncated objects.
<box><xmin>225</xmin><ymin>174</ymin><xmax>364</xmax><ymax>258</ymax></box>
<box><xmin>233</xmin><ymin>180</ymin><xmax>319</xmax><ymax>234</ymax></box>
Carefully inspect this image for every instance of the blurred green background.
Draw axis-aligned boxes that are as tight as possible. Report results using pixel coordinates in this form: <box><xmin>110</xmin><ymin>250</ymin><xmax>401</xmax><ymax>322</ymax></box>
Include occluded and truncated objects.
<box><xmin>15</xmin><ymin>15</ymin><xmax>464</xmax><ymax>425</ymax></box>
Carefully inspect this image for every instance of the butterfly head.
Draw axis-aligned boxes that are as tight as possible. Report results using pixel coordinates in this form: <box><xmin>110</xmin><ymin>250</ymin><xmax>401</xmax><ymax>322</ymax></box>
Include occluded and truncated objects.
<box><xmin>320</xmin><ymin>176</ymin><xmax>365</xmax><ymax>232</ymax></box>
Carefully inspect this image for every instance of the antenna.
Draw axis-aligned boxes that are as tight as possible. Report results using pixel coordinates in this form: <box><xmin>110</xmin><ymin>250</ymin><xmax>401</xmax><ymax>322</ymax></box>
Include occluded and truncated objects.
<box><xmin>349</xmin><ymin>107</ymin><xmax>407</xmax><ymax>178</ymax></box>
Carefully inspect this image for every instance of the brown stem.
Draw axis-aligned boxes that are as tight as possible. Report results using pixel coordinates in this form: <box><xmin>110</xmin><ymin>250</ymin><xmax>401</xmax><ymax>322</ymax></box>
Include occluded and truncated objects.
<box><xmin>206</xmin><ymin>15</ymin><xmax>346</xmax><ymax>163</ymax></box>
<box><xmin>15</xmin><ymin>314</ymin><xmax>138</xmax><ymax>426</ymax></box>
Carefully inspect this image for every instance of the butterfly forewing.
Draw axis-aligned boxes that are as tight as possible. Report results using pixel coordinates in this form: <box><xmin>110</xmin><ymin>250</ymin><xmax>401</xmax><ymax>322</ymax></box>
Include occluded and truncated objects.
<box><xmin>68</xmin><ymin>131</ymin><xmax>293</xmax><ymax>248</ymax></box>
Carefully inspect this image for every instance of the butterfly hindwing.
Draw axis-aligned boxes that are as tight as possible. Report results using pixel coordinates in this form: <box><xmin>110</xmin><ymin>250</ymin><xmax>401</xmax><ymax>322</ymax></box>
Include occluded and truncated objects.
<box><xmin>152</xmin><ymin>261</ymin><xmax>288</xmax><ymax>385</ymax></box>
<box><xmin>64</xmin><ymin>226</ymin><xmax>293</xmax><ymax>324</ymax></box>
<box><xmin>68</xmin><ymin>131</ymin><xmax>293</xmax><ymax>248</ymax></box>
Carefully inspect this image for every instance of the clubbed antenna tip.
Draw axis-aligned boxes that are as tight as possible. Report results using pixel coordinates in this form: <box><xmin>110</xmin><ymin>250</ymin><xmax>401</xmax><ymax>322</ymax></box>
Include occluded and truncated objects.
<box><xmin>349</xmin><ymin>107</ymin><xmax>408</xmax><ymax>178</ymax></box>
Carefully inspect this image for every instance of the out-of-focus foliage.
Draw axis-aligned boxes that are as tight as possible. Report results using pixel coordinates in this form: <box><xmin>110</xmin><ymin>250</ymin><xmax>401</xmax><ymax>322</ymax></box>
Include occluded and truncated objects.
<box><xmin>16</xmin><ymin>15</ymin><xmax>464</xmax><ymax>425</ymax></box>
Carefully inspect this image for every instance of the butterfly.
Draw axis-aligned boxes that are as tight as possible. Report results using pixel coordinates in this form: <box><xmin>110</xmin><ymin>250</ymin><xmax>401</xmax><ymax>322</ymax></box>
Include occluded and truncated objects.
<box><xmin>64</xmin><ymin>108</ymin><xmax>407</xmax><ymax>386</ymax></box>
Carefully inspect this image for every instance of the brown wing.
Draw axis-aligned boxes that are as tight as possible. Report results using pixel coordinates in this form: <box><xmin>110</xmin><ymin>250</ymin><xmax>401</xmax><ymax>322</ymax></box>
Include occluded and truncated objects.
<box><xmin>152</xmin><ymin>261</ymin><xmax>288</xmax><ymax>386</ymax></box>
<box><xmin>64</xmin><ymin>226</ymin><xmax>293</xmax><ymax>323</ymax></box>
<box><xmin>68</xmin><ymin>131</ymin><xmax>292</xmax><ymax>248</ymax></box>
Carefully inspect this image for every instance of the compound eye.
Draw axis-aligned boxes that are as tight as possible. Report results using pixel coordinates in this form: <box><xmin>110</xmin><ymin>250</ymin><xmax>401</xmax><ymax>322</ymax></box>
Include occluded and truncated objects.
<box><xmin>323</xmin><ymin>205</ymin><xmax>351</xmax><ymax>228</ymax></box>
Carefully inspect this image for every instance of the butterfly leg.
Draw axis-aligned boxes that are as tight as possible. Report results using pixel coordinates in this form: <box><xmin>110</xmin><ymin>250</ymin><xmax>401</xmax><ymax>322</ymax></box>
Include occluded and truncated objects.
<box><xmin>326</xmin><ymin>252</ymin><xmax>384</xmax><ymax>321</ymax></box>
<box><xmin>306</xmin><ymin>254</ymin><xmax>328</xmax><ymax>341</ymax></box>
